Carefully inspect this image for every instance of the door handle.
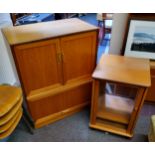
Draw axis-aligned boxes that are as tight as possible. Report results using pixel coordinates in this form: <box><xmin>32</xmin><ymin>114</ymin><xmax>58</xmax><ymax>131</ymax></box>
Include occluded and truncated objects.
<box><xmin>57</xmin><ymin>53</ymin><xmax>62</xmax><ymax>63</ymax></box>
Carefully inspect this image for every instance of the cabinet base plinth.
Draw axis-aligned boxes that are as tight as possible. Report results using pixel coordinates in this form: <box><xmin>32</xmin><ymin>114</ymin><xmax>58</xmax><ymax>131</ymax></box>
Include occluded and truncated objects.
<box><xmin>35</xmin><ymin>102</ymin><xmax>89</xmax><ymax>128</ymax></box>
<box><xmin>89</xmin><ymin>123</ymin><xmax>133</xmax><ymax>138</ymax></box>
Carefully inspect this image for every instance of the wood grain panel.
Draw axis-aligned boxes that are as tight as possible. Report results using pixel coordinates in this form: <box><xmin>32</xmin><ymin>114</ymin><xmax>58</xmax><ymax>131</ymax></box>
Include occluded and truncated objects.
<box><xmin>14</xmin><ymin>39</ymin><xmax>63</xmax><ymax>95</ymax></box>
<box><xmin>3</xmin><ymin>18</ymin><xmax>98</xmax><ymax>127</ymax></box>
<box><xmin>60</xmin><ymin>31</ymin><xmax>97</xmax><ymax>84</ymax></box>
<box><xmin>63</xmin><ymin>83</ymin><xmax>92</xmax><ymax>110</ymax></box>
<box><xmin>27</xmin><ymin>76</ymin><xmax>92</xmax><ymax>102</ymax></box>
<box><xmin>145</xmin><ymin>76</ymin><xmax>155</xmax><ymax>102</ymax></box>
<box><xmin>29</xmin><ymin>83</ymin><xmax>92</xmax><ymax>121</ymax></box>
<box><xmin>35</xmin><ymin>102</ymin><xmax>89</xmax><ymax>128</ymax></box>
<box><xmin>145</xmin><ymin>61</ymin><xmax>155</xmax><ymax>102</ymax></box>
<box><xmin>93</xmin><ymin>54</ymin><xmax>151</xmax><ymax>87</ymax></box>
<box><xmin>28</xmin><ymin>93</ymin><xmax>64</xmax><ymax>121</ymax></box>
<box><xmin>2</xmin><ymin>18</ymin><xmax>98</xmax><ymax>45</ymax></box>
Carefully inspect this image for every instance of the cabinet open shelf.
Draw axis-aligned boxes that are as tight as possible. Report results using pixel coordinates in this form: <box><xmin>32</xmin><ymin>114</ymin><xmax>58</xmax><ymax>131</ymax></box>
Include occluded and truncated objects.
<box><xmin>90</xmin><ymin>119</ymin><xmax>133</xmax><ymax>137</ymax></box>
<box><xmin>97</xmin><ymin>94</ymin><xmax>134</xmax><ymax>125</ymax></box>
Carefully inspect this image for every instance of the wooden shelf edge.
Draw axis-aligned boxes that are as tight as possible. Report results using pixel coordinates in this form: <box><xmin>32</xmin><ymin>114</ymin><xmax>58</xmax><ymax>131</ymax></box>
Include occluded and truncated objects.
<box><xmin>97</xmin><ymin>94</ymin><xmax>133</xmax><ymax>125</ymax></box>
<box><xmin>35</xmin><ymin>102</ymin><xmax>90</xmax><ymax>129</ymax></box>
<box><xmin>27</xmin><ymin>77</ymin><xmax>92</xmax><ymax>102</ymax></box>
<box><xmin>97</xmin><ymin>109</ymin><xmax>130</xmax><ymax>125</ymax></box>
<box><xmin>89</xmin><ymin>123</ymin><xmax>133</xmax><ymax>138</ymax></box>
<box><xmin>99</xmin><ymin>94</ymin><xmax>134</xmax><ymax>113</ymax></box>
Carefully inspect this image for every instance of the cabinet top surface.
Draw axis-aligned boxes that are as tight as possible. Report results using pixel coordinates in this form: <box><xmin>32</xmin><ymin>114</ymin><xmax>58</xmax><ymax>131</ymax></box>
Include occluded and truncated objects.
<box><xmin>93</xmin><ymin>54</ymin><xmax>151</xmax><ymax>87</ymax></box>
<box><xmin>2</xmin><ymin>18</ymin><xmax>98</xmax><ymax>45</ymax></box>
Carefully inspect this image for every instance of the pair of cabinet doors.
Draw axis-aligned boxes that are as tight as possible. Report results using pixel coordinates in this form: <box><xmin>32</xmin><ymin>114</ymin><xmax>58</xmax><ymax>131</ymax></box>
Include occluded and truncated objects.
<box><xmin>13</xmin><ymin>31</ymin><xmax>97</xmax><ymax>121</ymax></box>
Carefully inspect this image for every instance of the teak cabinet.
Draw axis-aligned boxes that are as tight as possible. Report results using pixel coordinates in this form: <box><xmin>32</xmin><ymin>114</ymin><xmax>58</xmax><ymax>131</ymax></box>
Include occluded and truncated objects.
<box><xmin>3</xmin><ymin>18</ymin><xmax>98</xmax><ymax>128</ymax></box>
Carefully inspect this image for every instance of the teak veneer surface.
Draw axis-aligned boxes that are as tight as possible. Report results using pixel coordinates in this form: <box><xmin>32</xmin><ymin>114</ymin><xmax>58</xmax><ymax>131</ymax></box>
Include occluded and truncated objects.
<box><xmin>3</xmin><ymin>18</ymin><xmax>98</xmax><ymax>127</ymax></box>
<box><xmin>90</xmin><ymin>54</ymin><xmax>150</xmax><ymax>137</ymax></box>
<box><xmin>2</xmin><ymin>18</ymin><xmax>98</xmax><ymax>45</ymax></box>
<box><xmin>93</xmin><ymin>54</ymin><xmax>151</xmax><ymax>87</ymax></box>
<box><xmin>145</xmin><ymin>60</ymin><xmax>155</xmax><ymax>102</ymax></box>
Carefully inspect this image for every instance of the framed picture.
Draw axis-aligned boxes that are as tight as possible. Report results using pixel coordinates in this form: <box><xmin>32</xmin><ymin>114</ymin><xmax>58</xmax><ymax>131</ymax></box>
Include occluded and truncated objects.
<box><xmin>125</xmin><ymin>20</ymin><xmax>155</xmax><ymax>60</ymax></box>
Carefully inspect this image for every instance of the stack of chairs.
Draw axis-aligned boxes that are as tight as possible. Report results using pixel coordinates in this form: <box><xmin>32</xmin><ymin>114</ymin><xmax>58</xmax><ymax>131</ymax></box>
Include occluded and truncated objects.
<box><xmin>0</xmin><ymin>85</ymin><xmax>23</xmax><ymax>140</ymax></box>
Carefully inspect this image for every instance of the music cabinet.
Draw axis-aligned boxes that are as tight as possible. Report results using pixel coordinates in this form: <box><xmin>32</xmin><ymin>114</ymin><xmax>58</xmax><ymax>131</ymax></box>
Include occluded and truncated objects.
<box><xmin>90</xmin><ymin>54</ymin><xmax>150</xmax><ymax>137</ymax></box>
<box><xmin>3</xmin><ymin>18</ymin><xmax>98</xmax><ymax>128</ymax></box>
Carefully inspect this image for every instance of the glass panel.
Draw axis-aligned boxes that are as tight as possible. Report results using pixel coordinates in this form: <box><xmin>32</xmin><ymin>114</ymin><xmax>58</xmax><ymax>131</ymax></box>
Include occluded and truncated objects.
<box><xmin>97</xmin><ymin>81</ymin><xmax>138</xmax><ymax>129</ymax></box>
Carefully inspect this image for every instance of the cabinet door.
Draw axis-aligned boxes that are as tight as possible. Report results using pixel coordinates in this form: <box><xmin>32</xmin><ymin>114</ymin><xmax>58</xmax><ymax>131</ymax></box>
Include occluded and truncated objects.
<box><xmin>13</xmin><ymin>39</ymin><xmax>63</xmax><ymax>95</ymax></box>
<box><xmin>60</xmin><ymin>31</ymin><xmax>97</xmax><ymax>84</ymax></box>
<box><xmin>28</xmin><ymin>93</ymin><xmax>65</xmax><ymax>121</ymax></box>
<box><xmin>63</xmin><ymin>83</ymin><xmax>92</xmax><ymax>110</ymax></box>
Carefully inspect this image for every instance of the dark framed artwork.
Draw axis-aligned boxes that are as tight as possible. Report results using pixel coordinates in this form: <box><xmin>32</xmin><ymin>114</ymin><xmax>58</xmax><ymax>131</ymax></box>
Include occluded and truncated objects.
<box><xmin>125</xmin><ymin>20</ymin><xmax>155</xmax><ymax>60</ymax></box>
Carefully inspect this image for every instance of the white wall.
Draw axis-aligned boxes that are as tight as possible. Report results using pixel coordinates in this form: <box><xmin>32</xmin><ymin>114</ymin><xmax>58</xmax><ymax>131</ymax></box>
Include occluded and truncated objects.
<box><xmin>0</xmin><ymin>13</ymin><xmax>19</xmax><ymax>85</ymax></box>
<box><xmin>109</xmin><ymin>13</ymin><xmax>129</xmax><ymax>55</ymax></box>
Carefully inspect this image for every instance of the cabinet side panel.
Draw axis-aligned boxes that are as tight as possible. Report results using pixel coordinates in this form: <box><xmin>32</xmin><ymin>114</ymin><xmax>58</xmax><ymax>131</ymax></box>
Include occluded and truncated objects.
<box><xmin>145</xmin><ymin>69</ymin><xmax>155</xmax><ymax>102</ymax></box>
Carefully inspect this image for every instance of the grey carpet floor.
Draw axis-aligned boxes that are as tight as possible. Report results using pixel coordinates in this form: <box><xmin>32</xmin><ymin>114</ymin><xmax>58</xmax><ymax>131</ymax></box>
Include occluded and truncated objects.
<box><xmin>8</xmin><ymin>103</ymin><xmax>155</xmax><ymax>142</ymax></box>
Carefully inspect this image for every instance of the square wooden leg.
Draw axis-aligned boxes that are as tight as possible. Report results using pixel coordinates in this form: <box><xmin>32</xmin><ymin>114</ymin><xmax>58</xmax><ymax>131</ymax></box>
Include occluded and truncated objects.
<box><xmin>127</xmin><ymin>87</ymin><xmax>148</xmax><ymax>135</ymax></box>
<box><xmin>90</xmin><ymin>79</ymin><xmax>99</xmax><ymax>125</ymax></box>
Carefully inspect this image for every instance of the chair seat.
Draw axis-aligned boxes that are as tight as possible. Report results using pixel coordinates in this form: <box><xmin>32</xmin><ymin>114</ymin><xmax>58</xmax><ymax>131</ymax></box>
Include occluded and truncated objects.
<box><xmin>0</xmin><ymin>97</ymin><xmax>23</xmax><ymax>126</ymax></box>
<box><xmin>0</xmin><ymin>108</ymin><xmax>21</xmax><ymax>133</ymax></box>
<box><xmin>0</xmin><ymin>108</ymin><xmax>22</xmax><ymax>139</ymax></box>
<box><xmin>0</xmin><ymin>85</ymin><xmax>22</xmax><ymax>117</ymax></box>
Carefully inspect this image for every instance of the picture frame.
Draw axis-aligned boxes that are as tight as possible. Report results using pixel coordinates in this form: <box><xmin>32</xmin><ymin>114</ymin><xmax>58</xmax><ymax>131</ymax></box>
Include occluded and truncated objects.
<box><xmin>125</xmin><ymin>20</ymin><xmax>155</xmax><ymax>60</ymax></box>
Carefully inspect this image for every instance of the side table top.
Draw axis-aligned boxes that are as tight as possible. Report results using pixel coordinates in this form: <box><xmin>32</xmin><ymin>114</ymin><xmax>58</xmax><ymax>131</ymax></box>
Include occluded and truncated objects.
<box><xmin>92</xmin><ymin>54</ymin><xmax>151</xmax><ymax>87</ymax></box>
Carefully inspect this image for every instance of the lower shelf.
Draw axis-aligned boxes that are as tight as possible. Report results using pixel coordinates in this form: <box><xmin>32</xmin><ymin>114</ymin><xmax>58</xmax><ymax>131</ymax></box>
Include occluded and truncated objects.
<box><xmin>90</xmin><ymin>120</ymin><xmax>133</xmax><ymax>138</ymax></box>
<box><xmin>97</xmin><ymin>94</ymin><xmax>134</xmax><ymax>125</ymax></box>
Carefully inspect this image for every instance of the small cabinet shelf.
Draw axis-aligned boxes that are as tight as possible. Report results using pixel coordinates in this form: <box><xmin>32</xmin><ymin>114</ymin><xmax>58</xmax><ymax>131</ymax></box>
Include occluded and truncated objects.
<box><xmin>97</xmin><ymin>94</ymin><xmax>134</xmax><ymax>125</ymax></box>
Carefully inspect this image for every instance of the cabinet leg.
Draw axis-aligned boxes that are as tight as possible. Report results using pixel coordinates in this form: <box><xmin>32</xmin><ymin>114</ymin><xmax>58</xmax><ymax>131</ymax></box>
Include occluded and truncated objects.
<box><xmin>127</xmin><ymin>87</ymin><xmax>148</xmax><ymax>134</ymax></box>
<box><xmin>90</xmin><ymin>80</ymin><xmax>99</xmax><ymax>124</ymax></box>
<box><xmin>22</xmin><ymin>106</ymin><xmax>34</xmax><ymax>135</ymax></box>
